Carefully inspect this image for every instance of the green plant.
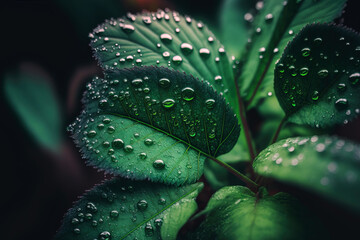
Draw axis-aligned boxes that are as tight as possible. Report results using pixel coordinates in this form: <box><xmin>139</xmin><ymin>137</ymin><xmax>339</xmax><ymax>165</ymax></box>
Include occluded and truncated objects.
<box><xmin>55</xmin><ymin>0</ymin><xmax>360</xmax><ymax>239</ymax></box>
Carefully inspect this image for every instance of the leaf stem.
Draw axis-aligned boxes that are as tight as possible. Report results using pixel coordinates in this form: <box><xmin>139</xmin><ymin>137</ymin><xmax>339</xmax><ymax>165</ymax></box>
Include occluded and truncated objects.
<box><xmin>208</xmin><ymin>156</ymin><xmax>259</xmax><ymax>192</ymax></box>
<box><xmin>234</xmin><ymin>75</ymin><xmax>256</xmax><ymax>161</ymax></box>
<box><xmin>270</xmin><ymin>116</ymin><xmax>287</xmax><ymax>145</ymax></box>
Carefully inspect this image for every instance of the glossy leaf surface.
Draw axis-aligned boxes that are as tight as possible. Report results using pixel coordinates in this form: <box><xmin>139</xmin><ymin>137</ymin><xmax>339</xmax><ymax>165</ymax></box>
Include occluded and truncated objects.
<box><xmin>193</xmin><ymin>186</ymin><xmax>324</xmax><ymax>239</ymax></box>
<box><xmin>89</xmin><ymin>9</ymin><xmax>238</xmax><ymax>116</ymax></box>
<box><xmin>275</xmin><ymin>23</ymin><xmax>360</xmax><ymax>128</ymax></box>
<box><xmin>55</xmin><ymin>178</ymin><xmax>203</xmax><ymax>240</ymax></box>
<box><xmin>254</xmin><ymin>136</ymin><xmax>360</xmax><ymax>212</ymax></box>
<box><xmin>69</xmin><ymin>67</ymin><xmax>240</xmax><ymax>185</ymax></box>
<box><xmin>240</xmin><ymin>0</ymin><xmax>346</xmax><ymax>105</ymax></box>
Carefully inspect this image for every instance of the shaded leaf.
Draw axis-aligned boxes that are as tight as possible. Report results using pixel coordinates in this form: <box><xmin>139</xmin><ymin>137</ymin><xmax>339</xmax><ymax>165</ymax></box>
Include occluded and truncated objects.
<box><xmin>275</xmin><ymin>23</ymin><xmax>360</xmax><ymax>128</ymax></box>
<box><xmin>55</xmin><ymin>178</ymin><xmax>203</xmax><ymax>240</ymax></box>
<box><xmin>239</xmin><ymin>0</ymin><xmax>346</xmax><ymax>105</ymax></box>
<box><xmin>193</xmin><ymin>186</ymin><xmax>325</xmax><ymax>240</ymax></box>
<box><xmin>254</xmin><ymin>136</ymin><xmax>360</xmax><ymax>212</ymax></box>
<box><xmin>69</xmin><ymin>67</ymin><xmax>240</xmax><ymax>185</ymax></box>
<box><xmin>4</xmin><ymin>69</ymin><xmax>62</xmax><ymax>153</ymax></box>
<box><xmin>219</xmin><ymin>0</ymin><xmax>256</xmax><ymax>58</ymax></box>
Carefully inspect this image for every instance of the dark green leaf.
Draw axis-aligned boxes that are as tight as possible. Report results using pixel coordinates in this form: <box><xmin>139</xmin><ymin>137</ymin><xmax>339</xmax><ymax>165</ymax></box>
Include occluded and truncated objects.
<box><xmin>193</xmin><ymin>186</ymin><xmax>325</xmax><ymax>240</ymax></box>
<box><xmin>55</xmin><ymin>178</ymin><xmax>203</xmax><ymax>240</ymax></box>
<box><xmin>254</xmin><ymin>136</ymin><xmax>360</xmax><ymax>212</ymax></box>
<box><xmin>90</xmin><ymin>10</ymin><xmax>238</xmax><ymax>115</ymax></box>
<box><xmin>69</xmin><ymin>67</ymin><xmax>240</xmax><ymax>185</ymax></box>
<box><xmin>239</xmin><ymin>0</ymin><xmax>346</xmax><ymax>105</ymax></box>
<box><xmin>4</xmin><ymin>69</ymin><xmax>62</xmax><ymax>153</ymax></box>
<box><xmin>275</xmin><ymin>23</ymin><xmax>360</xmax><ymax>128</ymax></box>
<box><xmin>219</xmin><ymin>0</ymin><xmax>255</xmax><ymax>58</ymax></box>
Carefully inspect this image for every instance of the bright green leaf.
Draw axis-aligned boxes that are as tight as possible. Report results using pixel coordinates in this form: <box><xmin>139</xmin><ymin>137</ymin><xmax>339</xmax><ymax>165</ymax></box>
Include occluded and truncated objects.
<box><xmin>69</xmin><ymin>67</ymin><xmax>240</xmax><ymax>185</ymax></box>
<box><xmin>254</xmin><ymin>136</ymin><xmax>360</xmax><ymax>212</ymax></box>
<box><xmin>193</xmin><ymin>186</ymin><xmax>325</xmax><ymax>239</ymax></box>
<box><xmin>90</xmin><ymin>10</ymin><xmax>238</xmax><ymax>116</ymax></box>
<box><xmin>274</xmin><ymin>23</ymin><xmax>360</xmax><ymax>128</ymax></box>
<box><xmin>55</xmin><ymin>178</ymin><xmax>203</xmax><ymax>240</ymax></box>
<box><xmin>240</xmin><ymin>0</ymin><xmax>346</xmax><ymax>105</ymax></box>
<box><xmin>4</xmin><ymin>70</ymin><xmax>62</xmax><ymax>153</ymax></box>
<box><xmin>219</xmin><ymin>0</ymin><xmax>255</xmax><ymax>58</ymax></box>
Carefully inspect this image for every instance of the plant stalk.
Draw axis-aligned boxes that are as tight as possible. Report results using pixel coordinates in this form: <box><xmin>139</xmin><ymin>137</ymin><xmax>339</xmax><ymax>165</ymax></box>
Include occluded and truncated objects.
<box><xmin>209</xmin><ymin>156</ymin><xmax>259</xmax><ymax>192</ymax></box>
<box><xmin>270</xmin><ymin>117</ymin><xmax>287</xmax><ymax>145</ymax></box>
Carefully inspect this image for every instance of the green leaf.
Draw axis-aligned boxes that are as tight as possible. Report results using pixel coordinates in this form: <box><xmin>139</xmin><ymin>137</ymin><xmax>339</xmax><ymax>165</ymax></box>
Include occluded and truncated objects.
<box><xmin>254</xmin><ymin>136</ymin><xmax>360</xmax><ymax>212</ymax></box>
<box><xmin>274</xmin><ymin>23</ymin><xmax>360</xmax><ymax>128</ymax></box>
<box><xmin>69</xmin><ymin>66</ymin><xmax>240</xmax><ymax>185</ymax></box>
<box><xmin>239</xmin><ymin>0</ymin><xmax>346</xmax><ymax>105</ymax></box>
<box><xmin>193</xmin><ymin>186</ymin><xmax>325</xmax><ymax>240</ymax></box>
<box><xmin>4</xmin><ymin>69</ymin><xmax>62</xmax><ymax>153</ymax></box>
<box><xmin>90</xmin><ymin>10</ymin><xmax>238</xmax><ymax>115</ymax></box>
<box><xmin>219</xmin><ymin>0</ymin><xmax>255</xmax><ymax>58</ymax></box>
<box><xmin>55</xmin><ymin>178</ymin><xmax>203</xmax><ymax>240</ymax></box>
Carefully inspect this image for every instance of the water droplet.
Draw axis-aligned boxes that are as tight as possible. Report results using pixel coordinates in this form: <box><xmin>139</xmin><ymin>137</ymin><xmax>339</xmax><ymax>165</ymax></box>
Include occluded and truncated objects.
<box><xmin>335</xmin><ymin>98</ymin><xmax>348</xmax><ymax>109</ymax></box>
<box><xmin>139</xmin><ymin>152</ymin><xmax>147</xmax><ymax>160</ymax></box>
<box><xmin>145</xmin><ymin>223</ymin><xmax>154</xmax><ymax>237</ymax></box>
<box><xmin>112</xmin><ymin>139</ymin><xmax>124</xmax><ymax>149</ymax></box>
<box><xmin>107</xmin><ymin>126</ymin><xmax>115</xmax><ymax>134</ymax></box>
<box><xmin>144</xmin><ymin>138</ymin><xmax>153</xmax><ymax>146</ymax></box>
<box><xmin>244</xmin><ymin>13</ymin><xmax>253</xmax><ymax>22</ymax></box>
<box><xmin>159</xmin><ymin>78</ymin><xmax>171</xmax><ymax>88</ymax></box>
<box><xmin>181</xmin><ymin>87</ymin><xmax>195</xmax><ymax>101</ymax></box>
<box><xmin>337</xmin><ymin>83</ymin><xmax>347</xmax><ymax>91</ymax></box>
<box><xmin>87</xmin><ymin>130</ymin><xmax>97</xmax><ymax>138</ymax></box>
<box><xmin>153</xmin><ymin>159</ymin><xmax>165</xmax><ymax>169</ymax></box>
<box><xmin>158</xmin><ymin>197</ymin><xmax>166</xmax><ymax>205</ymax></box>
<box><xmin>218</xmin><ymin>47</ymin><xmax>225</xmax><ymax>54</ymax></box>
<box><xmin>349</xmin><ymin>72</ymin><xmax>360</xmax><ymax>85</ymax></box>
<box><xmin>124</xmin><ymin>145</ymin><xmax>134</xmax><ymax>153</ymax></box>
<box><xmin>314</xmin><ymin>37</ymin><xmax>322</xmax><ymax>44</ymax></box>
<box><xmin>73</xmin><ymin>228</ymin><xmax>81</xmax><ymax>234</ymax></box>
<box><xmin>300</xmin><ymin>67</ymin><xmax>309</xmax><ymax>76</ymax></box>
<box><xmin>110</xmin><ymin>210</ymin><xmax>119</xmax><ymax>218</ymax></box>
<box><xmin>131</xmin><ymin>78</ymin><xmax>143</xmax><ymax>86</ymax></box>
<box><xmin>172</xmin><ymin>55</ymin><xmax>183</xmax><ymax>65</ymax></box>
<box><xmin>199</xmin><ymin>48</ymin><xmax>210</xmax><ymax>57</ymax></box>
<box><xmin>137</xmin><ymin>199</ymin><xmax>148</xmax><ymax>211</ymax></box>
<box><xmin>317</xmin><ymin>69</ymin><xmax>329</xmax><ymax>78</ymax></box>
<box><xmin>214</xmin><ymin>75</ymin><xmax>222</xmax><ymax>82</ymax></box>
<box><xmin>180</xmin><ymin>43</ymin><xmax>193</xmax><ymax>54</ymax></box>
<box><xmin>160</xmin><ymin>33</ymin><xmax>172</xmax><ymax>43</ymax></box>
<box><xmin>86</xmin><ymin>202</ymin><xmax>97</xmax><ymax>212</ymax></box>
<box><xmin>154</xmin><ymin>218</ymin><xmax>163</xmax><ymax>227</ymax></box>
<box><xmin>208</xmin><ymin>36</ymin><xmax>214</xmax><ymax>43</ymax></box>
<box><xmin>162</xmin><ymin>51</ymin><xmax>170</xmax><ymax>58</ymax></box>
<box><xmin>99</xmin><ymin>99</ymin><xmax>109</xmax><ymax>109</ymax></box>
<box><xmin>142</xmin><ymin>16</ymin><xmax>152</xmax><ymax>25</ymax></box>
<box><xmin>205</xmin><ymin>99</ymin><xmax>215</xmax><ymax>109</ymax></box>
<box><xmin>265</xmin><ymin>13</ymin><xmax>273</xmax><ymax>22</ymax></box>
<box><xmin>121</xmin><ymin>24</ymin><xmax>135</xmax><ymax>33</ymax></box>
<box><xmin>301</xmin><ymin>48</ymin><xmax>310</xmax><ymax>57</ymax></box>
<box><xmin>277</xmin><ymin>63</ymin><xmax>285</xmax><ymax>73</ymax></box>
<box><xmin>316</xmin><ymin>143</ymin><xmax>326</xmax><ymax>152</ymax></box>
<box><xmin>312</xmin><ymin>91</ymin><xmax>319</xmax><ymax>101</ymax></box>
<box><xmin>99</xmin><ymin>231</ymin><xmax>111</xmax><ymax>240</ymax></box>
<box><xmin>162</xmin><ymin>99</ymin><xmax>175</xmax><ymax>109</ymax></box>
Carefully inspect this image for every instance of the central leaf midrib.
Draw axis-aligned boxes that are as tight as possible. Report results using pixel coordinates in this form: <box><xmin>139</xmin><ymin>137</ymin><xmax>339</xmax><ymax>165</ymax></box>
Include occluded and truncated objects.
<box><xmin>106</xmin><ymin>112</ymin><xmax>211</xmax><ymax>157</ymax></box>
<box><xmin>119</xmin><ymin>185</ymin><xmax>200</xmax><ymax>239</ymax></box>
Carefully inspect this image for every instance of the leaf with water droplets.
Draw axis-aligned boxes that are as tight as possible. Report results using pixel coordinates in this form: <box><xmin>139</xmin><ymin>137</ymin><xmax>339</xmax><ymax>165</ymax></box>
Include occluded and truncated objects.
<box><xmin>254</xmin><ymin>136</ymin><xmax>360</xmax><ymax>212</ymax></box>
<box><xmin>69</xmin><ymin>66</ymin><xmax>240</xmax><ymax>185</ymax></box>
<box><xmin>191</xmin><ymin>186</ymin><xmax>326</xmax><ymax>239</ymax></box>
<box><xmin>89</xmin><ymin>10</ymin><xmax>239</xmax><ymax>118</ymax></box>
<box><xmin>219</xmin><ymin>0</ymin><xmax>255</xmax><ymax>58</ymax></box>
<box><xmin>55</xmin><ymin>178</ymin><xmax>203</xmax><ymax>240</ymax></box>
<box><xmin>4</xmin><ymin>67</ymin><xmax>63</xmax><ymax>153</ymax></box>
<box><xmin>274</xmin><ymin>23</ymin><xmax>360</xmax><ymax>128</ymax></box>
<box><xmin>239</xmin><ymin>0</ymin><xmax>346</xmax><ymax>106</ymax></box>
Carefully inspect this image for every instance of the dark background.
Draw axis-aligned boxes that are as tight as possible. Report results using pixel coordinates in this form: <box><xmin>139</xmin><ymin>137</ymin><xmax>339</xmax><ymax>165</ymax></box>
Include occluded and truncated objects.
<box><xmin>1</xmin><ymin>0</ymin><xmax>360</xmax><ymax>239</ymax></box>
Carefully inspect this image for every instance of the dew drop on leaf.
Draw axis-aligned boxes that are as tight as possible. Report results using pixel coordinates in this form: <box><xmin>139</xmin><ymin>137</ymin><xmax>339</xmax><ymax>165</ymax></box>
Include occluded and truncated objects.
<box><xmin>112</xmin><ymin>139</ymin><xmax>124</xmax><ymax>149</ymax></box>
<box><xmin>335</xmin><ymin>98</ymin><xmax>348</xmax><ymax>110</ymax></box>
<box><xmin>199</xmin><ymin>48</ymin><xmax>210</xmax><ymax>57</ymax></box>
<box><xmin>181</xmin><ymin>87</ymin><xmax>195</xmax><ymax>101</ymax></box>
<box><xmin>180</xmin><ymin>43</ymin><xmax>193</xmax><ymax>54</ymax></box>
<box><xmin>162</xmin><ymin>99</ymin><xmax>175</xmax><ymax>109</ymax></box>
<box><xmin>153</xmin><ymin>159</ymin><xmax>165</xmax><ymax>169</ymax></box>
<box><xmin>349</xmin><ymin>72</ymin><xmax>360</xmax><ymax>85</ymax></box>
<box><xmin>158</xmin><ymin>78</ymin><xmax>171</xmax><ymax>88</ymax></box>
<box><xmin>137</xmin><ymin>200</ymin><xmax>148</xmax><ymax>211</ymax></box>
<box><xmin>205</xmin><ymin>99</ymin><xmax>215</xmax><ymax>109</ymax></box>
<box><xmin>160</xmin><ymin>33</ymin><xmax>173</xmax><ymax>43</ymax></box>
<box><xmin>99</xmin><ymin>231</ymin><xmax>111</xmax><ymax>240</ymax></box>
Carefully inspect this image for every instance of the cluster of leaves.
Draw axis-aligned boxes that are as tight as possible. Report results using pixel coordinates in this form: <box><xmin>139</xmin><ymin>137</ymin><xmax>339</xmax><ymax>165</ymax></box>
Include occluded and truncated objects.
<box><xmin>55</xmin><ymin>0</ymin><xmax>360</xmax><ymax>239</ymax></box>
